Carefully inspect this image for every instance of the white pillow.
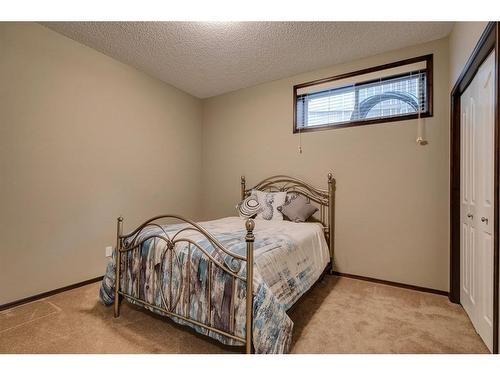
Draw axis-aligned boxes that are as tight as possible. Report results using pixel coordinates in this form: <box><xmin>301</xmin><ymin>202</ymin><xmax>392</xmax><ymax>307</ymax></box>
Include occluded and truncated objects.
<box><xmin>252</xmin><ymin>190</ymin><xmax>287</xmax><ymax>221</ymax></box>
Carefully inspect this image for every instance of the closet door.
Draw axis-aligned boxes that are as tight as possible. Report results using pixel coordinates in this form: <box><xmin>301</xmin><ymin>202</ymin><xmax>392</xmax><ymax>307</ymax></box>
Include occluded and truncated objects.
<box><xmin>460</xmin><ymin>51</ymin><xmax>495</xmax><ymax>352</ymax></box>
<box><xmin>460</xmin><ymin>76</ymin><xmax>478</xmax><ymax>329</ymax></box>
<box><xmin>475</xmin><ymin>52</ymin><xmax>495</xmax><ymax>351</ymax></box>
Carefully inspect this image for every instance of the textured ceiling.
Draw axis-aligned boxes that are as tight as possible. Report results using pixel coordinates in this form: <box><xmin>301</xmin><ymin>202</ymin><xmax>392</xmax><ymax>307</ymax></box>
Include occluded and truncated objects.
<box><xmin>42</xmin><ymin>22</ymin><xmax>454</xmax><ymax>98</ymax></box>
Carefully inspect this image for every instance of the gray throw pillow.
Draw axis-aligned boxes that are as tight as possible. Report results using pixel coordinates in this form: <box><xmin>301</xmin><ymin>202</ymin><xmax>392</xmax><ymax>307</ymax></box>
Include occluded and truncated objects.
<box><xmin>277</xmin><ymin>194</ymin><xmax>318</xmax><ymax>222</ymax></box>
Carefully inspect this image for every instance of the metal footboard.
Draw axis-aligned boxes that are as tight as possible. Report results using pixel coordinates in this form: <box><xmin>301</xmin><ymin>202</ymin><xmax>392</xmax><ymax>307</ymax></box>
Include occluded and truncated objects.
<box><xmin>113</xmin><ymin>215</ymin><xmax>255</xmax><ymax>353</ymax></box>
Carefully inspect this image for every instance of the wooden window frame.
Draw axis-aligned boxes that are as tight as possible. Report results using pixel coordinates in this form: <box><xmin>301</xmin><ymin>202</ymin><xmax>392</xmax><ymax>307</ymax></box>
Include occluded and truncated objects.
<box><xmin>292</xmin><ymin>54</ymin><xmax>434</xmax><ymax>133</ymax></box>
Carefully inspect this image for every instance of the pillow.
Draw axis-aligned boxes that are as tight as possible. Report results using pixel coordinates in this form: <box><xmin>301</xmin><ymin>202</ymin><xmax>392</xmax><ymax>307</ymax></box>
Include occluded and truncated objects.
<box><xmin>277</xmin><ymin>194</ymin><xmax>318</xmax><ymax>222</ymax></box>
<box><xmin>236</xmin><ymin>193</ymin><xmax>261</xmax><ymax>218</ymax></box>
<box><xmin>253</xmin><ymin>190</ymin><xmax>287</xmax><ymax>220</ymax></box>
<box><xmin>284</xmin><ymin>191</ymin><xmax>300</xmax><ymax>204</ymax></box>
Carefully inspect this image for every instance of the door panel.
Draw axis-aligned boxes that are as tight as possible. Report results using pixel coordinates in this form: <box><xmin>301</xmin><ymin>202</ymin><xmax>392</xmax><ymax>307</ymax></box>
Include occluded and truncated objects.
<box><xmin>471</xmin><ymin>96</ymin><xmax>477</xmax><ymax>206</ymax></box>
<box><xmin>462</xmin><ymin>223</ymin><xmax>469</xmax><ymax>295</ymax></box>
<box><xmin>483</xmin><ymin>234</ymin><xmax>494</xmax><ymax>326</ymax></box>
<box><xmin>470</xmin><ymin>226</ymin><xmax>476</xmax><ymax>306</ymax></box>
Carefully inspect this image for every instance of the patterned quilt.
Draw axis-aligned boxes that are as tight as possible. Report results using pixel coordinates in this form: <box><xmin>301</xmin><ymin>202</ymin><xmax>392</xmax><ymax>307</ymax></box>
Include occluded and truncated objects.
<box><xmin>100</xmin><ymin>217</ymin><xmax>329</xmax><ymax>354</ymax></box>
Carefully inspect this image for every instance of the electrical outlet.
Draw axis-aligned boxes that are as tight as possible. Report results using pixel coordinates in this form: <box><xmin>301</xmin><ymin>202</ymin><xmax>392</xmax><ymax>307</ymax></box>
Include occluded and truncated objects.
<box><xmin>105</xmin><ymin>246</ymin><xmax>113</xmax><ymax>258</ymax></box>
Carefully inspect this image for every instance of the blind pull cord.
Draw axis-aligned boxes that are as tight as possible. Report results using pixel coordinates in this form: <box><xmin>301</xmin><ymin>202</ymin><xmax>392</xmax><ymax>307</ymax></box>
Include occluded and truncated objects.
<box><xmin>298</xmin><ymin>128</ymin><xmax>303</xmax><ymax>154</ymax></box>
<box><xmin>416</xmin><ymin>71</ymin><xmax>428</xmax><ymax>146</ymax></box>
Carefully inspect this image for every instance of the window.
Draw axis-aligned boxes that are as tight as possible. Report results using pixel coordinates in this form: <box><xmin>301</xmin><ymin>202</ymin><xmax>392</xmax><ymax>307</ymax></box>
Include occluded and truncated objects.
<box><xmin>293</xmin><ymin>54</ymin><xmax>433</xmax><ymax>132</ymax></box>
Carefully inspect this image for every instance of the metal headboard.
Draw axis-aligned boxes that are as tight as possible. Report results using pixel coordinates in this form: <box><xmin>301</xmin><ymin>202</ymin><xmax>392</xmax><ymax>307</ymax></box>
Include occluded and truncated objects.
<box><xmin>240</xmin><ymin>174</ymin><xmax>335</xmax><ymax>271</ymax></box>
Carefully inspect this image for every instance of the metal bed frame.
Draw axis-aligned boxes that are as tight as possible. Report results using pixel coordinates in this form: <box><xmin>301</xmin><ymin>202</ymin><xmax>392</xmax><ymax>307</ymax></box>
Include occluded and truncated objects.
<box><xmin>113</xmin><ymin>174</ymin><xmax>335</xmax><ymax>354</ymax></box>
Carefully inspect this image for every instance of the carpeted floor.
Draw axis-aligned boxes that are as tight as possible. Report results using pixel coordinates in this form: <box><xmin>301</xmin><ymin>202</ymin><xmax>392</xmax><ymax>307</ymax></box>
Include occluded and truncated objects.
<box><xmin>0</xmin><ymin>276</ymin><xmax>489</xmax><ymax>354</ymax></box>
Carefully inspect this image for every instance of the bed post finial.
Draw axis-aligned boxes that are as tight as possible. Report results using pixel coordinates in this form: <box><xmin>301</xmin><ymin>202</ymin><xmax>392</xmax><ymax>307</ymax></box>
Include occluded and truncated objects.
<box><xmin>114</xmin><ymin>216</ymin><xmax>124</xmax><ymax>318</ymax></box>
<box><xmin>245</xmin><ymin>218</ymin><xmax>254</xmax><ymax>354</ymax></box>
<box><xmin>241</xmin><ymin>175</ymin><xmax>246</xmax><ymax>201</ymax></box>
<box><xmin>245</xmin><ymin>218</ymin><xmax>255</xmax><ymax>235</ymax></box>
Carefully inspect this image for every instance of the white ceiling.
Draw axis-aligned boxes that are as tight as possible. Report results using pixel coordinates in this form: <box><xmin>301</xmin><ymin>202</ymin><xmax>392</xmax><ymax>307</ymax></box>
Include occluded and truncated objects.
<box><xmin>42</xmin><ymin>22</ymin><xmax>454</xmax><ymax>98</ymax></box>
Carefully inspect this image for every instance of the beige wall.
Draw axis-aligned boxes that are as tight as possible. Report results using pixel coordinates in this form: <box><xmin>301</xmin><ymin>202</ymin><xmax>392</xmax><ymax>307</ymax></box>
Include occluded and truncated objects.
<box><xmin>1</xmin><ymin>23</ymin><xmax>470</xmax><ymax>305</ymax></box>
<box><xmin>0</xmin><ymin>23</ymin><xmax>203</xmax><ymax>305</ymax></box>
<box><xmin>449</xmin><ymin>22</ymin><xmax>488</xmax><ymax>88</ymax></box>
<box><xmin>202</xmin><ymin>38</ymin><xmax>450</xmax><ymax>291</ymax></box>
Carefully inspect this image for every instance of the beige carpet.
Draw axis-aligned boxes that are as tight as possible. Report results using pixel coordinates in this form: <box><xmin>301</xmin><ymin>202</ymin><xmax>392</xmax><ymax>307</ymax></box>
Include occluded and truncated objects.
<box><xmin>0</xmin><ymin>276</ymin><xmax>489</xmax><ymax>354</ymax></box>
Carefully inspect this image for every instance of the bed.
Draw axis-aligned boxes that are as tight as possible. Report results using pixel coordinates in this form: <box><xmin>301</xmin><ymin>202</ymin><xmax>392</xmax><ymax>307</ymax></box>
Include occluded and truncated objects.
<box><xmin>100</xmin><ymin>174</ymin><xmax>335</xmax><ymax>353</ymax></box>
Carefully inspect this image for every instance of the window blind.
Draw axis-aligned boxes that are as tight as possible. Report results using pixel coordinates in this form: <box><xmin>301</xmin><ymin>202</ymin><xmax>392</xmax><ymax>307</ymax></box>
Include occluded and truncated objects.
<box><xmin>294</xmin><ymin>55</ymin><xmax>431</xmax><ymax>131</ymax></box>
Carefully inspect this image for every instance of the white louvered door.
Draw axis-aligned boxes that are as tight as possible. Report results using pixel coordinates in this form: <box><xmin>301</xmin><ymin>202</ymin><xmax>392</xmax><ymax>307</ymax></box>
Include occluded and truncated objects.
<box><xmin>460</xmin><ymin>51</ymin><xmax>495</xmax><ymax>353</ymax></box>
